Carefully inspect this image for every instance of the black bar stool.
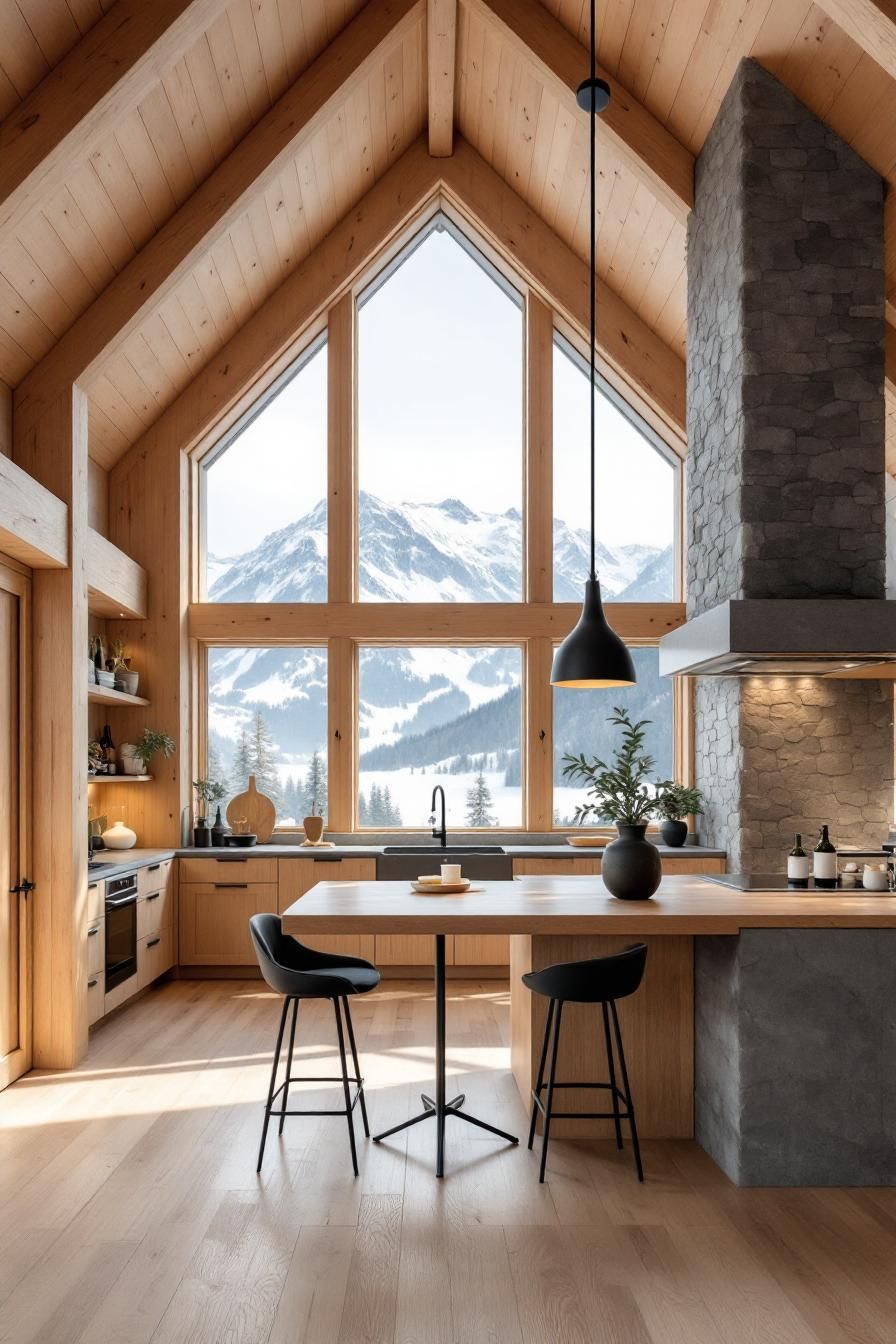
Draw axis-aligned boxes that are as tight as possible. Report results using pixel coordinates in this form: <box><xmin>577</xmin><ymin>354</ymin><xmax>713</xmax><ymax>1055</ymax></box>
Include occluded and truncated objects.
<box><xmin>522</xmin><ymin>942</ymin><xmax>647</xmax><ymax>1184</ymax></box>
<box><xmin>250</xmin><ymin>913</ymin><xmax>380</xmax><ymax>1175</ymax></box>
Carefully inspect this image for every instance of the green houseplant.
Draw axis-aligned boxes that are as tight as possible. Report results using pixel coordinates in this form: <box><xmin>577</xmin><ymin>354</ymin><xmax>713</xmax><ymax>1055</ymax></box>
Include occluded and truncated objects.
<box><xmin>193</xmin><ymin>777</ymin><xmax>227</xmax><ymax>848</ymax></box>
<box><xmin>655</xmin><ymin>782</ymin><xmax>705</xmax><ymax>848</ymax></box>
<box><xmin>133</xmin><ymin>728</ymin><xmax>176</xmax><ymax>775</ymax></box>
<box><xmin>561</xmin><ymin>707</ymin><xmax>662</xmax><ymax>901</ymax></box>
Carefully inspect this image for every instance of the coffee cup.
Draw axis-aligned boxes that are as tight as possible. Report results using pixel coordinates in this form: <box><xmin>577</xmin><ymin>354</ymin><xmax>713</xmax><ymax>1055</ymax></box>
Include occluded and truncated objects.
<box><xmin>440</xmin><ymin>863</ymin><xmax>462</xmax><ymax>885</ymax></box>
<box><xmin>862</xmin><ymin>864</ymin><xmax>889</xmax><ymax>891</ymax></box>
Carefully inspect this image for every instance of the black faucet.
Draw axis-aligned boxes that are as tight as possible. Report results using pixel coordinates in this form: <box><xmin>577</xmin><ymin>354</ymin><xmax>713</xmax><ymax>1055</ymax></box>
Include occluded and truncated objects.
<box><xmin>430</xmin><ymin>785</ymin><xmax>447</xmax><ymax>849</ymax></box>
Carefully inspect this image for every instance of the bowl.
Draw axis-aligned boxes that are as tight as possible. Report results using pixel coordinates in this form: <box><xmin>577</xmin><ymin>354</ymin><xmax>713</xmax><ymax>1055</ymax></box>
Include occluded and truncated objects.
<box><xmin>225</xmin><ymin>833</ymin><xmax>258</xmax><ymax>848</ymax></box>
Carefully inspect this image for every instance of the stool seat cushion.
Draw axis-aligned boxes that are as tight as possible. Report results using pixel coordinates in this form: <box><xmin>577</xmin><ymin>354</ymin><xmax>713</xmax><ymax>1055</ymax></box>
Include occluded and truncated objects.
<box><xmin>523</xmin><ymin>943</ymin><xmax>647</xmax><ymax>1004</ymax></box>
<box><xmin>250</xmin><ymin>913</ymin><xmax>381</xmax><ymax>999</ymax></box>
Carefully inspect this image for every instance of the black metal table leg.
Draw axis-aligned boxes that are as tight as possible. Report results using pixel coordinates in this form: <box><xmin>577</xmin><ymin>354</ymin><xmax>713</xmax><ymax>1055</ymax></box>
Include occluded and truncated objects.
<box><xmin>372</xmin><ymin>933</ymin><xmax>518</xmax><ymax>1175</ymax></box>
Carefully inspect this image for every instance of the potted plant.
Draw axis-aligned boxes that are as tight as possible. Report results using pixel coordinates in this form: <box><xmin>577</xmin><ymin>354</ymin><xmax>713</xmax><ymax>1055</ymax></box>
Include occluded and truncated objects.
<box><xmin>132</xmin><ymin>728</ymin><xmax>176</xmax><ymax>777</ymax></box>
<box><xmin>561</xmin><ymin>707</ymin><xmax>662</xmax><ymax>901</ymax></box>
<box><xmin>110</xmin><ymin>638</ymin><xmax>139</xmax><ymax>696</ymax></box>
<box><xmin>655</xmin><ymin>782</ymin><xmax>705</xmax><ymax>848</ymax></box>
<box><xmin>193</xmin><ymin>777</ymin><xmax>227</xmax><ymax>848</ymax></box>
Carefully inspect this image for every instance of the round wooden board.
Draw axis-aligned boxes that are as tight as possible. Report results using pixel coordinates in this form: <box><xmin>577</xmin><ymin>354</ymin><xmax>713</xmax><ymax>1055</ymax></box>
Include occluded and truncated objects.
<box><xmin>226</xmin><ymin>774</ymin><xmax>276</xmax><ymax>843</ymax></box>
<box><xmin>565</xmin><ymin>835</ymin><xmax>608</xmax><ymax>848</ymax></box>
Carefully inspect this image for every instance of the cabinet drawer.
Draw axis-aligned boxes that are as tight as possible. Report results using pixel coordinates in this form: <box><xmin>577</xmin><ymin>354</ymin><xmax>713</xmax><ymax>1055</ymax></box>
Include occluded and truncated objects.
<box><xmin>86</xmin><ymin>920</ymin><xmax>104</xmax><ymax>975</ymax></box>
<box><xmin>375</xmin><ymin>934</ymin><xmax>447</xmax><ymax>967</ymax></box>
<box><xmin>278</xmin><ymin>857</ymin><xmax>377</xmax><ymax>908</ymax></box>
<box><xmin>178</xmin><ymin>883</ymin><xmax>278</xmax><ymax>965</ymax></box>
<box><xmin>453</xmin><ymin>934</ymin><xmax>509</xmax><ymax>966</ymax></box>
<box><xmin>138</xmin><ymin>859</ymin><xmax>172</xmax><ymax>898</ymax></box>
<box><xmin>139</xmin><ymin>925</ymin><xmax>175</xmax><ymax>989</ymax></box>
<box><xmin>87</xmin><ymin>880</ymin><xmax>104</xmax><ymax>925</ymax></box>
<box><xmin>138</xmin><ymin>884</ymin><xmax>173</xmax><ymax>940</ymax></box>
<box><xmin>180</xmin><ymin>856</ymin><xmax>277</xmax><ymax>884</ymax></box>
<box><xmin>87</xmin><ymin>971</ymin><xmax>105</xmax><ymax>1026</ymax></box>
<box><xmin>512</xmin><ymin>858</ymin><xmax>602</xmax><ymax>877</ymax></box>
<box><xmin>105</xmin><ymin>973</ymin><xmax>139</xmax><ymax>1016</ymax></box>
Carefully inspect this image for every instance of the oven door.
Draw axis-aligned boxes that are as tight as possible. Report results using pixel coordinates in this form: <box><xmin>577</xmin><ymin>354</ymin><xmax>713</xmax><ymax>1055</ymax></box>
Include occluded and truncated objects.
<box><xmin>105</xmin><ymin>895</ymin><xmax>137</xmax><ymax>992</ymax></box>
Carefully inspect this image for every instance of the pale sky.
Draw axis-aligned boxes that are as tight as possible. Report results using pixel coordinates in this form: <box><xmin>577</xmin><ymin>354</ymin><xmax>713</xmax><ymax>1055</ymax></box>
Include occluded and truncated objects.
<box><xmin>205</xmin><ymin>222</ymin><xmax>675</xmax><ymax>561</ymax></box>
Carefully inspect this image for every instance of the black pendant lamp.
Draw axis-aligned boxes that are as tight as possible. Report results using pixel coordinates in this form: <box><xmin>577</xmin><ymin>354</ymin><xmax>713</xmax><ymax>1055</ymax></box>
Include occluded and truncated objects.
<box><xmin>550</xmin><ymin>2</ymin><xmax>635</xmax><ymax>690</ymax></box>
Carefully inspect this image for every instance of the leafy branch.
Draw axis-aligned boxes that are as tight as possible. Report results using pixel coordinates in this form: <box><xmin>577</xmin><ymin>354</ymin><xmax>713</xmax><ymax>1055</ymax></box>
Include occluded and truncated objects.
<box><xmin>561</xmin><ymin>707</ymin><xmax>657</xmax><ymax>826</ymax></box>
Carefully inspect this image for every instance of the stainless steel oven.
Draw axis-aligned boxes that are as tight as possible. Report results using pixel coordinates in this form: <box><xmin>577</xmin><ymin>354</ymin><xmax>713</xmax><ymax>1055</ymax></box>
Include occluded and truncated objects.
<box><xmin>105</xmin><ymin>872</ymin><xmax>138</xmax><ymax>993</ymax></box>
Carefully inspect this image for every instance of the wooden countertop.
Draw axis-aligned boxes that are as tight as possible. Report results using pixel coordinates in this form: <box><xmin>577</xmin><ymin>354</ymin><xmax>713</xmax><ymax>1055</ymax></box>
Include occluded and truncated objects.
<box><xmin>280</xmin><ymin>875</ymin><xmax>896</xmax><ymax>935</ymax></box>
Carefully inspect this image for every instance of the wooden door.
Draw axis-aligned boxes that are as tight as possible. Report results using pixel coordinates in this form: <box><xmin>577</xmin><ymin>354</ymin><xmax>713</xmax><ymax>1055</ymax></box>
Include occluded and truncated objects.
<box><xmin>0</xmin><ymin>564</ymin><xmax>31</xmax><ymax>1090</ymax></box>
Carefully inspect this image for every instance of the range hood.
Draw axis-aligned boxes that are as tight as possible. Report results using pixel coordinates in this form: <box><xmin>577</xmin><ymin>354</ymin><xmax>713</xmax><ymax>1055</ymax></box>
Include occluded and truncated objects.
<box><xmin>658</xmin><ymin>600</ymin><xmax>896</xmax><ymax>677</ymax></box>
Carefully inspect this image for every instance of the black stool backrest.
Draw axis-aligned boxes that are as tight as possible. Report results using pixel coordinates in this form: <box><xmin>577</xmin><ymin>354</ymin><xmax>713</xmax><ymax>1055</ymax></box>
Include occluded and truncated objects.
<box><xmin>249</xmin><ymin>912</ymin><xmax>328</xmax><ymax>996</ymax></box>
<box><xmin>532</xmin><ymin>942</ymin><xmax>647</xmax><ymax>1003</ymax></box>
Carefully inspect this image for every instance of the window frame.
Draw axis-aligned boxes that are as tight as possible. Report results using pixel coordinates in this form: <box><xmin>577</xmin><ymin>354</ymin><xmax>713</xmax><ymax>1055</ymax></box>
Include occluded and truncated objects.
<box><xmin>192</xmin><ymin>207</ymin><xmax>688</xmax><ymax>835</ymax></box>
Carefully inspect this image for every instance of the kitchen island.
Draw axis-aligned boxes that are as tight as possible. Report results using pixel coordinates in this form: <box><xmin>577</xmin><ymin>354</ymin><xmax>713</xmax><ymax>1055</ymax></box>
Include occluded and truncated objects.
<box><xmin>282</xmin><ymin>874</ymin><xmax>896</xmax><ymax>1186</ymax></box>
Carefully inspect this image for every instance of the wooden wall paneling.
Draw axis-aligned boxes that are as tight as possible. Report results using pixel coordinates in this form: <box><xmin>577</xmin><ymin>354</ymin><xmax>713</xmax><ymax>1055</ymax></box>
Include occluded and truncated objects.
<box><xmin>525</xmin><ymin>293</ymin><xmax>553</xmax><ymax>604</ymax></box>
<box><xmin>328</xmin><ymin>292</ymin><xmax>356</xmax><ymax>605</ymax></box>
<box><xmin>0</xmin><ymin>453</ymin><xmax>68</xmax><ymax>569</ymax></box>
<box><xmin>189</xmin><ymin>601</ymin><xmax>686</xmax><ymax>643</ymax></box>
<box><xmin>105</xmin><ymin>436</ymin><xmax>189</xmax><ymax>848</ymax></box>
<box><xmin>86</xmin><ymin>528</ymin><xmax>148</xmax><ymax>619</ymax></box>
<box><xmin>0</xmin><ymin>0</ymin><xmax>233</xmax><ymax>252</ymax></box>
<box><xmin>328</xmin><ymin>637</ymin><xmax>356</xmax><ymax>832</ymax></box>
<box><xmin>87</xmin><ymin>460</ymin><xmax>108</xmax><ymax>535</ymax></box>
<box><xmin>0</xmin><ymin>379</ymin><xmax>9</xmax><ymax>457</ymax></box>
<box><xmin>466</xmin><ymin>0</ymin><xmax>694</xmax><ymax>223</ymax></box>
<box><xmin>427</xmin><ymin>0</ymin><xmax>457</xmax><ymax>155</ymax></box>
<box><xmin>14</xmin><ymin>0</ymin><xmax>426</xmax><ymax>438</ymax></box>
<box><xmin>12</xmin><ymin>387</ymin><xmax>89</xmax><ymax>1070</ymax></box>
<box><xmin>440</xmin><ymin>139</ymin><xmax>687</xmax><ymax>442</ymax></box>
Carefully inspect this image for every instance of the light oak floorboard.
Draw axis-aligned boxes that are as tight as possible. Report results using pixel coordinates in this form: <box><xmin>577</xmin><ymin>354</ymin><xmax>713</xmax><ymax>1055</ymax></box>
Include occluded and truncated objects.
<box><xmin>0</xmin><ymin>979</ymin><xmax>890</xmax><ymax>1343</ymax></box>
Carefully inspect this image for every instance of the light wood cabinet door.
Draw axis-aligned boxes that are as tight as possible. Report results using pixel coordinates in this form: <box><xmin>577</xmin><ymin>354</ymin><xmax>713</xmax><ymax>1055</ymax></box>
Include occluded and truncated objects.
<box><xmin>179</xmin><ymin>855</ymin><xmax>277</xmax><ymax>884</ymax></box>
<box><xmin>86</xmin><ymin>972</ymin><xmax>105</xmax><ymax>1027</ymax></box>
<box><xmin>278</xmin><ymin>858</ymin><xmax>376</xmax><ymax>961</ymax></box>
<box><xmin>86</xmin><ymin>920</ymin><xmax>104</xmax><ymax>976</ymax></box>
<box><xmin>138</xmin><ymin>883</ymin><xmax>173</xmax><ymax>940</ymax></box>
<box><xmin>137</xmin><ymin>859</ymin><xmax>172</xmax><ymax>898</ymax></box>
<box><xmin>375</xmin><ymin>934</ymin><xmax>447</xmax><ymax>967</ymax></box>
<box><xmin>178</xmin><ymin>882</ymin><xmax>278</xmax><ymax>965</ymax></box>
<box><xmin>86</xmin><ymin>880</ymin><xmax>104</xmax><ymax>925</ymax></box>
<box><xmin>453</xmin><ymin>934</ymin><xmax>508</xmax><ymax>966</ymax></box>
<box><xmin>139</xmin><ymin>925</ymin><xmax>175</xmax><ymax>989</ymax></box>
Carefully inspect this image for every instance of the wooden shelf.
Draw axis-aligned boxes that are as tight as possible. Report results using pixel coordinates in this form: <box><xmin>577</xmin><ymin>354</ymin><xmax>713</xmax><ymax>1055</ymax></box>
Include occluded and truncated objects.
<box><xmin>88</xmin><ymin>684</ymin><xmax>149</xmax><ymax>708</ymax></box>
<box><xmin>87</xmin><ymin>774</ymin><xmax>153</xmax><ymax>784</ymax></box>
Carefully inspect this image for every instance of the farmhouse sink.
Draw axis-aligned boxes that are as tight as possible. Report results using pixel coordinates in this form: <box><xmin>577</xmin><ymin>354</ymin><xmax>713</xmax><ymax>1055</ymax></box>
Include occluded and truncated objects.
<box><xmin>377</xmin><ymin>847</ymin><xmax>513</xmax><ymax>881</ymax></box>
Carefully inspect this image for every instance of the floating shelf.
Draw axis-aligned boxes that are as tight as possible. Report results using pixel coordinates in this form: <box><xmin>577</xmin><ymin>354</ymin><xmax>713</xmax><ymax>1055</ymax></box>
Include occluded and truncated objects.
<box><xmin>88</xmin><ymin>684</ymin><xmax>149</xmax><ymax>708</ymax></box>
<box><xmin>87</xmin><ymin>774</ymin><xmax>153</xmax><ymax>784</ymax></box>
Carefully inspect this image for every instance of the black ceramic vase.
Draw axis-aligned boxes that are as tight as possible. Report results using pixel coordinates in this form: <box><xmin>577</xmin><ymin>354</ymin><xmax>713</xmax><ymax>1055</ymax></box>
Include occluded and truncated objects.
<box><xmin>601</xmin><ymin>823</ymin><xmax>662</xmax><ymax>900</ymax></box>
<box><xmin>660</xmin><ymin>818</ymin><xmax>688</xmax><ymax>848</ymax></box>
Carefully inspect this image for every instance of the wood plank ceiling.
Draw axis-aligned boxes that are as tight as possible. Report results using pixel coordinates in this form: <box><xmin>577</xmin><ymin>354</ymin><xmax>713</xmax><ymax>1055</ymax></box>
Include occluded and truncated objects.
<box><xmin>0</xmin><ymin>0</ymin><xmax>894</xmax><ymax>469</ymax></box>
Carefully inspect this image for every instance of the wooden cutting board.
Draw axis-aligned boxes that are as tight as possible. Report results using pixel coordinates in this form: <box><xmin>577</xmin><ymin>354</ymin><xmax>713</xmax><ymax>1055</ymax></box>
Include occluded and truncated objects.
<box><xmin>226</xmin><ymin>774</ymin><xmax>276</xmax><ymax>843</ymax></box>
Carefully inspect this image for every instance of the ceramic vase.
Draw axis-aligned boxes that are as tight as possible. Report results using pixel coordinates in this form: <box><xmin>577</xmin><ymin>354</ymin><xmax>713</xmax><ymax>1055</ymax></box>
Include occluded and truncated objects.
<box><xmin>303</xmin><ymin>815</ymin><xmax>324</xmax><ymax>844</ymax></box>
<box><xmin>660</xmin><ymin>819</ymin><xmax>688</xmax><ymax>848</ymax></box>
<box><xmin>101</xmin><ymin>819</ymin><xmax>137</xmax><ymax>850</ymax></box>
<box><xmin>601</xmin><ymin>823</ymin><xmax>662</xmax><ymax>901</ymax></box>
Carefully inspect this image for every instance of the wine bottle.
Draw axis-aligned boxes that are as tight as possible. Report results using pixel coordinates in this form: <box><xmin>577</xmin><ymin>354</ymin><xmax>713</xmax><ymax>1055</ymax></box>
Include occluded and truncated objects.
<box><xmin>813</xmin><ymin>825</ymin><xmax>837</xmax><ymax>888</ymax></box>
<box><xmin>787</xmin><ymin>833</ymin><xmax>810</xmax><ymax>887</ymax></box>
<box><xmin>100</xmin><ymin>723</ymin><xmax>117</xmax><ymax>775</ymax></box>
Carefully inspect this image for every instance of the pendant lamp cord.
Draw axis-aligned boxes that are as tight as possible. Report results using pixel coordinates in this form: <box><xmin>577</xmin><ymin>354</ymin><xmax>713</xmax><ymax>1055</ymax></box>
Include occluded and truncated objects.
<box><xmin>588</xmin><ymin>0</ymin><xmax>597</xmax><ymax>582</ymax></box>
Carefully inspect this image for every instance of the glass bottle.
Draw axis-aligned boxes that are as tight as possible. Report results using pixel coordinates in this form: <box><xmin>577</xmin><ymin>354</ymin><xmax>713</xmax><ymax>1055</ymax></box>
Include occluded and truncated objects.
<box><xmin>787</xmin><ymin>833</ymin><xmax>810</xmax><ymax>887</ymax></box>
<box><xmin>813</xmin><ymin>825</ymin><xmax>837</xmax><ymax>888</ymax></box>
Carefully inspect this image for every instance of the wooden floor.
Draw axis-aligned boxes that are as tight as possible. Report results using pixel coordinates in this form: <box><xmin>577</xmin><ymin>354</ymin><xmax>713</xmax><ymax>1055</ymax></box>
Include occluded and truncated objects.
<box><xmin>2</xmin><ymin>982</ymin><xmax>896</xmax><ymax>1344</ymax></box>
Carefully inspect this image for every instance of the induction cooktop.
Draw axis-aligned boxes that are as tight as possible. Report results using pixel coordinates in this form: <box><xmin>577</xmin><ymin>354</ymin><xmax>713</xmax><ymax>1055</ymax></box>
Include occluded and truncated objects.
<box><xmin>705</xmin><ymin>874</ymin><xmax>846</xmax><ymax>892</ymax></box>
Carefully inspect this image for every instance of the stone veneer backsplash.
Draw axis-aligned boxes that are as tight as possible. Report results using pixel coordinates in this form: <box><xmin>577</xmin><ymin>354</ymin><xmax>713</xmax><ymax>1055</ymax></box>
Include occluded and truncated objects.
<box><xmin>687</xmin><ymin>60</ymin><xmax>892</xmax><ymax>869</ymax></box>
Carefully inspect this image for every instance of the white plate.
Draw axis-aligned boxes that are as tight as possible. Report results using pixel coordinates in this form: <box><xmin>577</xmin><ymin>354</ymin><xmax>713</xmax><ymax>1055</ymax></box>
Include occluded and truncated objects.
<box><xmin>411</xmin><ymin>879</ymin><xmax>476</xmax><ymax>895</ymax></box>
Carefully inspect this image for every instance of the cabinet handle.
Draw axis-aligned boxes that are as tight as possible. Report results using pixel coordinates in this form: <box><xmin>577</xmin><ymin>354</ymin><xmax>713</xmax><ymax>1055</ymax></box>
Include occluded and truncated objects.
<box><xmin>147</xmin><ymin>938</ymin><xmax>161</xmax><ymax>949</ymax></box>
<box><xmin>313</xmin><ymin>856</ymin><xmax>341</xmax><ymax>864</ymax></box>
<box><xmin>216</xmin><ymin>857</ymin><xmax>247</xmax><ymax>863</ymax></box>
<box><xmin>147</xmin><ymin>864</ymin><xmax>161</xmax><ymax>873</ymax></box>
<box><xmin>146</xmin><ymin>892</ymin><xmax>160</xmax><ymax>901</ymax></box>
<box><xmin>214</xmin><ymin>882</ymin><xmax>248</xmax><ymax>889</ymax></box>
<box><xmin>87</xmin><ymin>926</ymin><xmax>99</xmax><ymax>937</ymax></box>
<box><xmin>87</xmin><ymin>977</ymin><xmax>98</xmax><ymax>988</ymax></box>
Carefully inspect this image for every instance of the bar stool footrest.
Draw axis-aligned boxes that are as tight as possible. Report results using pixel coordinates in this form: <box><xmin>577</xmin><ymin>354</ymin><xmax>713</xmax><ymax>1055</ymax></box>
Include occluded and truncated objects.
<box><xmin>269</xmin><ymin>1075</ymin><xmax>364</xmax><ymax>1118</ymax></box>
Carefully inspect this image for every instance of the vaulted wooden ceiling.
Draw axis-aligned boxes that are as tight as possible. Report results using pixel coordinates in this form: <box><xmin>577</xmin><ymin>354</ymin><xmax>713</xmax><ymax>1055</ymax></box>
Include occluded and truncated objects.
<box><xmin>1</xmin><ymin>0</ymin><xmax>895</xmax><ymax>470</ymax></box>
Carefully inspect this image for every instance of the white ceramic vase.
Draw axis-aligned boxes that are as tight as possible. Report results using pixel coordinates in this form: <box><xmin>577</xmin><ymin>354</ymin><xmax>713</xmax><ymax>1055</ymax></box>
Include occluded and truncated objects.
<box><xmin>101</xmin><ymin>819</ymin><xmax>137</xmax><ymax>850</ymax></box>
<box><xmin>120</xmin><ymin>744</ymin><xmax>142</xmax><ymax>776</ymax></box>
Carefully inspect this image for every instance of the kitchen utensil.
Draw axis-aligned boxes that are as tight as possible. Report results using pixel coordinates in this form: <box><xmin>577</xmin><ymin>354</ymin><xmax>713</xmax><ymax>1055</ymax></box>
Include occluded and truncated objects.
<box><xmin>565</xmin><ymin>835</ymin><xmax>608</xmax><ymax>848</ymax></box>
<box><xmin>412</xmin><ymin>879</ymin><xmax>474</xmax><ymax>895</ymax></box>
<box><xmin>226</xmin><ymin>775</ymin><xmax>276</xmax><ymax>843</ymax></box>
<box><xmin>225</xmin><ymin>833</ymin><xmax>258</xmax><ymax>848</ymax></box>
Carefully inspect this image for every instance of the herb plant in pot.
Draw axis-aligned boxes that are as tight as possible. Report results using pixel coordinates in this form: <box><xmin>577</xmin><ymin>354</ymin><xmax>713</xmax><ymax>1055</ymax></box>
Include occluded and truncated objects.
<box><xmin>561</xmin><ymin>708</ymin><xmax>661</xmax><ymax>901</ymax></box>
<box><xmin>655</xmin><ymin>782</ymin><xmax>704</xmax><ymax>848</ymax></box>
<box><xmin>193</xmin><ymin>777</ymin><xmax>228</xmax><ymax>848</ymax></box>
<box><xmin>133</xmin><ymin>729</ymin><xmax>176</xmax><ymax>777</ymax></box>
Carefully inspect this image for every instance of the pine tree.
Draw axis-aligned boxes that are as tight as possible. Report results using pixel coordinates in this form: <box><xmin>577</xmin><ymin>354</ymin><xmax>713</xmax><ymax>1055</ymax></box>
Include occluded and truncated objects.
<box><xmin>382</xmin><ymin>785</ymin><xmax>401</xmax><ymax>826</ymax></box>
<box><xmin>358</xmin><ymin>790</ymin><xmax>369</xmax><ymax>825</ymax></box>
<box><xmin>465</xmin><ymin>770</ymin><xmax>497</xmax><ymax>827</ymax></box>
<box><xmin>302</xmin><ymin>750</ymin><xmax>328</xmax><ymax>819</ymax></box>
<box><xmin>368</xmin><ymin>783</ymin><xmax>383</xmax><ymax>826</ymax></box>
<box><xmin>207</xmin><ymin>740</ymin><xmax>230</xmax><ymax>799</ymax></box>
<box><xmin>232</xmin><ymin>728</ymin><xmax>252</xmax><ymax>792</ymax></box>
<box><xmin>250</xmin><ymin>710</ymin><xmax>282</xmax><ymax>810</ymax></box>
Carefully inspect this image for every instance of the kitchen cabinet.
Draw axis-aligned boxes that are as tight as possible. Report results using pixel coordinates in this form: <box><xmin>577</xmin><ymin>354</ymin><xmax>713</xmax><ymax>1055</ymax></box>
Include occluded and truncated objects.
<box><xmin>87</xmin><ymin>878</ymin><xmax>104</xmax><ymax>925</ymax></box>
<box><xmin>278</xmin><ymin>859</ymin><xmax>376</xmax><ymax>962</ymax></box>
<box><xmin>86</xmin><ymin>920</ymin><xmax>104</xmax><ymax>976</ymax></box>
<box><xmin>139</xmin><ymin>924</ymin><xmax>175</xmax><ymax>990</ymax></box>
<box><xmin>137</xmin><ymin>858</ymin><xmax>172</xmax><ymax>899</ymax></box>
<box><xmin>86</xmin><ymin>972</ymin><xmax>105</xmax><ymax>1026</ymax></box>
<box><xmin>180</xmin><ymin>856</ymin><xmax>277</xmax><ymax>884</ymax></box>
<box><xmin>179</xmin><ymin>882</ymin><xmax>278</xmax><ymax>965</ymax></box>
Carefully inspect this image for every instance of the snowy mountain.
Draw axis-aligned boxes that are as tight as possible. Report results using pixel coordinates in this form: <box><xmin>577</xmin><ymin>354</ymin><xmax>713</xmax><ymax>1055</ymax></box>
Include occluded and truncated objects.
<box><xmin>207</xmin><ymin>492</ymin><xmax>672</xmax><ymax>604</ymax></box>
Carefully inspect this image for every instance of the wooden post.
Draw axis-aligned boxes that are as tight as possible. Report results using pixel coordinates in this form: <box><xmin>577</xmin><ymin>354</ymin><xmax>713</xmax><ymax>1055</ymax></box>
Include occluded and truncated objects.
<box><xmin>14</xmin><ymin>387</ymin><xmax>89</xmax><ymax>1069</ymax></box>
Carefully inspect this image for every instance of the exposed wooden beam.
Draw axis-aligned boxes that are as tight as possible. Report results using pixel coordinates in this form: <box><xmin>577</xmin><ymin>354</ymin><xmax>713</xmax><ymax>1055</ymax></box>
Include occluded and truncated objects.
<box><xmin>428</xmin><ymin>0</ymin><xmax>457</xmax><ymax>156</ymax></box>
<box><xmin>464</xmin><ymin>0</ymin><xmax>693</xmax><ymax>224</ymax></box>
<box><xmin>87</xmin><ymin>528</ymin><xmax>148</xmax><ymax>619</ymax></box>
<box><xmin>814</xmin><ymin>0</ymin><xmax>896</xmax><ymax>81</ymax></box>
<box><xmin>0</xmin><ymin>453</ymin><xmax>68</xmax><ymax>569</ymax></box>
<box><xmin>14</xmin><ymin>0</ymin><xmax>424</xmax><ymax>435</ymax></box>
<box><xmin>441</xmin><ymin>139</ymin><xmax>687</xmax><ymax>441</ymax></box>
<box><xmin>189</xmin><ymin>601</ymin><xmax>685</xmax><ymax>644</ymax></box>
<box><xmin>116</xmin><ymin>137</ymin><xmax>439</xmax><ymax>473</ymax></box>
<box><xmin>0</xmin><ymin>0</ymin><xmax>231</xmax><ymax>250</ymax></box>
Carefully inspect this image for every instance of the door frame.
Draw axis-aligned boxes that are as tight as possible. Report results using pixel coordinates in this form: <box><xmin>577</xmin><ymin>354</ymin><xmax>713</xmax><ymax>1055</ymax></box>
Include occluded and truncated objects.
<box><xmin>0</xmin><ymin>559</ymin><xmax>32</xmax><ymax>1089</ymax></box>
